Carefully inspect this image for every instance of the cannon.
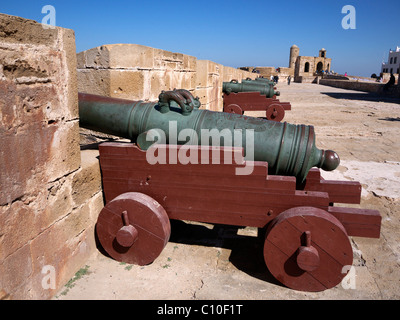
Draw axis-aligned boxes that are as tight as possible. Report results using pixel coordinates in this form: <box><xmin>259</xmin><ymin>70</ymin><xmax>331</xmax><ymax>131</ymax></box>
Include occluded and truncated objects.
<box><xmin>222</xmin><ymin>78</ymin><xmax>291</xmax><ymax>122</ymax></box>
<box><xmin>79</xmin><ymin>90</ymin><xmax>381</xmax><ymax>292</ymax></box>
<box><xmin>243</xmin><ymin>77</ymin><xmax>275</xmax><ymax>88</ymax></box>
<box><xmin>79</xmin><ymin>89</ymin><xmax>338</xmax><ymax>183</ymax></box>
<box><xmin>253</xmin><ymin>76</ymin><xmax>275</xmax><ymax>85</ymax></box>
<box><xmin>222</xmin><ymin>79</ymin><xmax>279</xmax><ymax>98</ymax></box>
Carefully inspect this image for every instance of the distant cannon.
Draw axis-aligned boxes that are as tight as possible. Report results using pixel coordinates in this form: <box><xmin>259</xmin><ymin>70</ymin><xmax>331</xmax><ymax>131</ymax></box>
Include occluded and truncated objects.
<box><xmin>222</xmin><ymin>79</ymin><xmax>279</xmax><ymax>98</ymax></box>
<box><xmin>222</xmin><ymin>78</ymin><xmax>291</xmax><ymax>122</ymax></box>
<box><xmin>253</xmin><ymin>76</ymin><xmax>275</xmax><ymax>86</ymax></box>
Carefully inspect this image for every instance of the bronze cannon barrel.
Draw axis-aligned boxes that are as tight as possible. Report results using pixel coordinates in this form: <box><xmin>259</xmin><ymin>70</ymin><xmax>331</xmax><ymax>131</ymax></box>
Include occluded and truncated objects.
<box><xmin>79</xmin><ymin>89</ymin><xmax>339</xmax><ymax>182</ymax></box>
<box><xmin>222</xmin><ymin>79</ymin><xmax>280</xmax><ymax>97</ymax></box>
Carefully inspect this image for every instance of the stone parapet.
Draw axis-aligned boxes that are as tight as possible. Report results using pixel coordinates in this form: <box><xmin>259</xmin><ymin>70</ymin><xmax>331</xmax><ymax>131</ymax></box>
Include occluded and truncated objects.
<box><xmin>319</xmin><ymin>79</ymin><xmax>400</xmax><ymax>96</ymax></box>
<box><xmin>77</xmin><ymin>44</ymin><xmax>257</xmax><ymax>112</ymax></box>
<box><xmin>0</xmin><ymin>13</ymin><xmax>102</xmax><ymax>299</ymax></box>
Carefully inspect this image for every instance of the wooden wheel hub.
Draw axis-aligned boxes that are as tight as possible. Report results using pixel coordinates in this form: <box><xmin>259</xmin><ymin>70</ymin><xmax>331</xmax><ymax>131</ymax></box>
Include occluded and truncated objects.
<box><xmin>296</xmin><ymin>231</ymin><xmax>320</xmax><ymax>272</ymax></box>
<box><xmin>115</xmin><ymin>211</ymin><xmax>139</xmax><ymax>248</ymax></box>
<box><xmin>225</xmin><ymin>103</ymin><xmax>243</xmax><ymax>115</ymax></box>
<box><xmin>265</xmin><ymin>104</ymin><xmax>285</xmax><ymax>122</ymax></box>
<box><xmin>96</xmin><ymin>192</ymin><xmax>171</xmax><ymax>266</ymax></box>
<box><xmin>264</xmin><ymin>207</ymin><xmax>353</xmax><ymax>292</ymax></box>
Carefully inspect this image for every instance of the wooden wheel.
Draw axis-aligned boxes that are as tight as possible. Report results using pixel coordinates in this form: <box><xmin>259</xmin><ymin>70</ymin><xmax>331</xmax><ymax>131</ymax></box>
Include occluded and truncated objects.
<box><xmin>265</xmin><ymin>104</ymin><xmax>285</xmax><ymax>122</ymax></box>
<box><xmin>96</xmin><ymin>192</ymin><xmax>171</xmax><ymax>266</ymax></box>
<box><xmin>225</xmin><ymin>103</ymin><xmax>243</xmax><ymax>115</ymax></box>
<box><xmin>263</xmin><ymin>207</ymin><xmax>353</xmax><ymax>292</ymax></box>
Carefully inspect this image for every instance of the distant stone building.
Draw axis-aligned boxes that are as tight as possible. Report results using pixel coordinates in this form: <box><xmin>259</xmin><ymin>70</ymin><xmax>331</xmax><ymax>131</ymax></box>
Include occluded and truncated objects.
<box><xmin>292</xmin><ymin>46</ymin><xmax>332</xmax><ymax>83</ymax></box>
<box><xmin>239</xmin><ymin>45</ymin><xmax>332</xmax><ymax>83</ymax></box>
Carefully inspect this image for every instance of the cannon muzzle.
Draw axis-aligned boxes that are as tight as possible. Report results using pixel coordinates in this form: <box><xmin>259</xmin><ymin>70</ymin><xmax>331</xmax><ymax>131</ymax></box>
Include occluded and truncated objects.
<box><xmin>79</xmin><ymin>90</ymin><xmax>339</xmax><ymax>182</ymax></box>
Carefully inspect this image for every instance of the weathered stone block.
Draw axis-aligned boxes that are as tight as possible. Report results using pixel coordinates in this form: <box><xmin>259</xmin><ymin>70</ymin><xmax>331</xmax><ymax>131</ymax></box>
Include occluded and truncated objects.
<box><xmin>109</xmin><ymin>69</ymin><xmax>146</xmax><ymax>100</ymax></box>
<box><xmin>43</xmin><ymin>175</ymin><xmax>74</xmax><ymax>227</ymax></box>
<box><xmin>196</xmin><ymin>60</ymin><xmax>223</xmax><ymax>88</ymax></box>
<box><xmin>76</xmin><ymin>45</ymin><xmax>110</xmax><ymax>69</ymax></box>
<box><xmin>77</xmin><ymin>45</ymin><xmax>200</xmax><ymax>102</ymax></box>
<box><xmin>77</xmin><ymin>69</ymin><xmax>110</xmax><ymax>96</ymax></box>
<box><xmin>194</xmin><ymin>87</ymin><xmax>210</xmax><ymax>107</ymax></box>
<box><xmin>0</xmin><ymin>200</ymin><xmax>41</xmax><ymax>260</ymax></box>
<box><xmin>0</xmin><ymin>121</ymin><xmax>58</xmax><ymax>205</ymax></box>
<box><xmin>24</xmin><ymin>189</ymin><xmax>102</xmax><ymax>300</ymax></box>
<box><xmin>71</xmin><ymin>150</ymin><xmax>102</xmax><ymax>209</ymax></box>
<box><xmin>108</xmin><ymin>44</ymin><xmax>155</xmax><ymax>70</ymax></box>
<box><xmin>0</xmin><ymin>13</ymin><xmax>93</xmax><ymax>300</ymax></box>
<box><xmin>154</xmin><ymin>48</ymin><xmax>184</xmax><ymax>70</ymax></box>
<box><xmin>0</xmin><ymin>38</ymin><xmax>78</xmax><ymax>122</ymax></box>
<box><xmin>77</xmin><ymin>44</ymin><xmax>156</xmax><ymax>70</ymax></box>
<box><xmin>149</xmin><ymin>69</ymin><xmax>173</xmax><ymax>100</ymax></box>
<box><xmin>61</xmin><ymin>28</ymin><xmax>79</xmax><ymax>120</ymax></box>
<box><xmin>223</xmin><ymin>66</ymin><xmax>241</xmax><ymax>82</ymax></box>
<box><xmin>0</xmin><ymin>173</ymin><xmax>80</xmax><ymax>262</ymax></box>
<box><xmin>0</xmin><ymin>13</ymin><xmax>58</xmax><ymax>47</ymax></box>
<box><xmin>0</xmin><ymin>16</ymin><xmax>80</xmax><ymax>204</ymax></box>
<box><xmin>183</xmin><ymin>54</ymin><xmax>197</xmax><ymax>72</ymax></box>
<box><xmin>195</xmin><ymin>86</ymin><xmax>221</xmax><ymax>110</ymax></box>
<box><xmin>28</xmin><ymin>201</ymin><xmax>97</xmax><ymax>299</ymax></box>
<box><xmin>239</xmin><ymin>70</ymin><xmax>258</xmax><ymax>81</ymax></box>
<box><xmin>46</xmin><ymin>121</ymin><xmax>81</xmax><ymax>182</ymax></box>
<box><xmin>0</xmin><ymin>244</ymin><xmax>32</xmax><ymax>295</ymax></box>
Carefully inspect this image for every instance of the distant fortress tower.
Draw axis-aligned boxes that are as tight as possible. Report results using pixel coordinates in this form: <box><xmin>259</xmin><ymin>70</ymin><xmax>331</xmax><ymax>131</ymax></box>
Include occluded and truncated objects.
<box><xmin>289</xmin><ymin>45</ymin><xmax>332</xmax><ymax>82</ymax></box>
<box><xmin>289</xmin><ymin>44</ymin><xmax>299</xmax><ymax>69</ymax></box>
<box><xmin>238</xmin><ymin>44</ymin><xmax>331</xmax><ymax>83</ymax></box>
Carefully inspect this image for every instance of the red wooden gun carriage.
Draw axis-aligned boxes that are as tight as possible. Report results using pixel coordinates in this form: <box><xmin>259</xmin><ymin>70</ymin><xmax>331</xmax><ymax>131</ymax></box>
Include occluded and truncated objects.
<box><xmin>79</xmin><ymin>90</ymin><xmax>380</xmax><ymax>292</ymax></box>
<box><xmin>95</xmin><ymin>142</ymin><xmax>380</xmax><ymax>292</ymax></box>
<box><xmin>222</xmin><ymin>78</ymin><xmax>291</xmax><ymax>122</ymax></box>
<box><xmin>223</xmin><ymin>92</ymin><xmax>291</xmax><ymax>122</ymax></box>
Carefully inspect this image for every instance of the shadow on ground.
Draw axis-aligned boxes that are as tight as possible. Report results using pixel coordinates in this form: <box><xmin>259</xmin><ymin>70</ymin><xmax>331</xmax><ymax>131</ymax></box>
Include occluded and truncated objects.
<box><xmin>168</xmin><ymin>220</ymin><xmax>283</xmax><ymax>287</ymax></box>
<box><xmin>94</xmin><ymin>219</ymin><xmax>282</xmax><ymax>287</ymax></box>
<box><xmin>378</xmin><ymin>117</ymin><xmax>400</xmax><ymax>122</ymax></box>
<box><xmin>321</xmin><ymin>92</ymin><xmax>400</xmax><ymax>103</ymax></box>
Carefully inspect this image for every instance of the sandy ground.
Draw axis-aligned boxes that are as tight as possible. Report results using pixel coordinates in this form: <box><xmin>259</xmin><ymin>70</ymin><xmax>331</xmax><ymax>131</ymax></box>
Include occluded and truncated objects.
<box><xmin>54</xmin><ymin>82</ymin><xmax>400</xmax><ymax>300</ymax></box>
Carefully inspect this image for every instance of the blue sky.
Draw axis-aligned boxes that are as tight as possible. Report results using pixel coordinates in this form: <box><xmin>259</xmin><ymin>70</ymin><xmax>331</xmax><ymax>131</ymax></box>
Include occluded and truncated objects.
<box><xmin>1</xmin><ymin>0</ymin><xmax>399</xmax><ymax>77</ymax></box>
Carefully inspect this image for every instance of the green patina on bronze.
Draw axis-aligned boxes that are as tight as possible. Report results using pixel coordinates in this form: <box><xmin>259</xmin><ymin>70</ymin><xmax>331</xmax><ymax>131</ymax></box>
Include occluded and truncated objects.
<box><xmin>79</xmin><ymin>89</ymin><xmax>339</xmax><ymax>182</ymax></box>
<box><xmin>222</xmin><ymin>79</ymin><xmax>280</xmax><ymax>97</ymax></box>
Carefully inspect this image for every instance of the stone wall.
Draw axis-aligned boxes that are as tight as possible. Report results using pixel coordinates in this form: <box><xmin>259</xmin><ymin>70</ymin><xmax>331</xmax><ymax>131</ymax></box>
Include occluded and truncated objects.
<box><xmin>294</xmin><ymin>75</ymin><xmax>319</xmax><ymax>83</ymax></box>
<box><xmin>0</xmin><ymin>14</ymin><xmax>102</xmax><ymax>299</ymax></box>
<box><xmin>77</xmin><ymin>44</ymin><xmax>258</xmax><ymax>112</ymax></box>
<box><xmin>253</xmin><ymin>67</ymin><xmax>275</xmax><ymax>77</ymax></box>
<box><xmin>319</xmin><ymin>78</ymin><xmax>400</xmax><ymax>96</ymax></box>
<box><xmin>77</xmin><ymin>44</ymin><xmax>197</xmax><ymax>101</ymax></box>
<box><xmin>238</xmin><ymin>66</ymin><xmax>293</xmax><ymax>82</ymax></box>
<box><xmin>275</xmin><ymin>67</ymin><xmax>294</xmax><ymax>81</ymax></box>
